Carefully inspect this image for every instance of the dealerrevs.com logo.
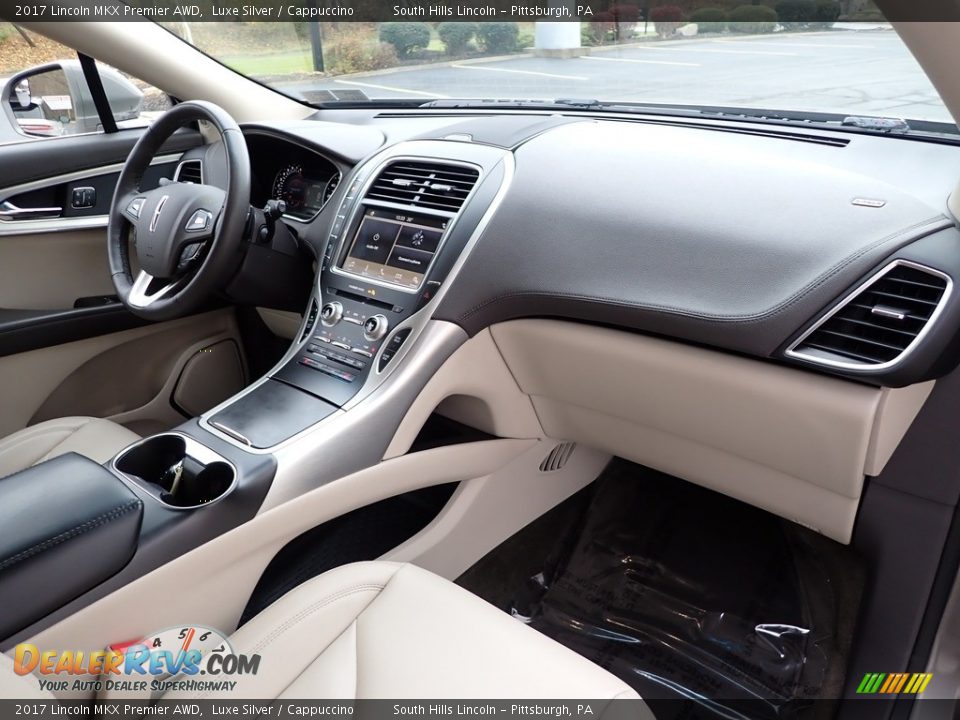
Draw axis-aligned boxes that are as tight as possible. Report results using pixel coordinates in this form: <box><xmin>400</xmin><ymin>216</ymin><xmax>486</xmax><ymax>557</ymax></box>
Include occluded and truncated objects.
<box><xmin>14</xmin><ymin>626</ymin><xmax>260</xmax><ymax>694</ymax></box>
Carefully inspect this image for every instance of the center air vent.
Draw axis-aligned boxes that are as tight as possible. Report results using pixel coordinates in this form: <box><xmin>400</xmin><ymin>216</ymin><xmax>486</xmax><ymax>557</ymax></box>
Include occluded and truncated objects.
<box><xmin>366</xmin><ymin>160</ymin><xmax>479</xmax><ymax>212</ymax></box>
<box><xmin>175</xmin><ymin>160</ymin><xmax>203</xmax><ymax>184</ymax></box>
<box><xmin>787</xmin><ymin>260</ymin><xmax>951</xmax><ymax>369</ymax></box>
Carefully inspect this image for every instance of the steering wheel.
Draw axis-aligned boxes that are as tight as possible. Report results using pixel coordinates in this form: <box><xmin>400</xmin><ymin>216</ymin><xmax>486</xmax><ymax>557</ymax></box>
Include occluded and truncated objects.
<box><xmin>108</xmin><ymin>101</ymin><xmax>250</xmax><ymax>321</ymax></box>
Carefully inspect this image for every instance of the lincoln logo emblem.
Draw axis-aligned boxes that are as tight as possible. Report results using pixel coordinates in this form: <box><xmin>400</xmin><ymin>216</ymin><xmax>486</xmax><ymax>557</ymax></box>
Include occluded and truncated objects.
<box><xmin>149</xmin><ymin>195</ymin><xmax>169</xmax><ymax>233</ymax></box>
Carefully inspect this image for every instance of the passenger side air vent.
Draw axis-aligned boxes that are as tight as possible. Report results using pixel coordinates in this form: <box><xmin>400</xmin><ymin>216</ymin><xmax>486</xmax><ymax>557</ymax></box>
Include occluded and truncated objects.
<box><xmin>366</xmin><ymin>161</ymin><xmax>479</xmax><ymax>212</ymax></box>
<box><xmin>787</xmin><ymin>261</ymin><xmax>951</xmax><ymax>369</ymax></box>
<box><xmin>175</xmin><ymin>160</ymin><xmax>203</xmax><ymax>184</ymax></box>
<box><xmin>539</xmin><ymin>442</ymin><xmax>576</xmax><ymax>472</ymax></box>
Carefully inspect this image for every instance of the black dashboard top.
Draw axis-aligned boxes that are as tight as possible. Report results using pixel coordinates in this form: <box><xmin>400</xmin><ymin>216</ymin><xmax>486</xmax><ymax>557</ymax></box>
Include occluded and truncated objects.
<box><xmin>430</xmin><ymin>119</ymin><xmax>960</xmax><ymax>383</ymax></box>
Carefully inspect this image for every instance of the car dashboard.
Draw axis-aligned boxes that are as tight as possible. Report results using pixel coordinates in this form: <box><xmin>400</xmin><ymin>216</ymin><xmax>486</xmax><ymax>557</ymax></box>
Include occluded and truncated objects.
<box><xmin>218</xmin><ymin>111</ymin><xmax>960</xmax><ymax>387</ymax></box>
<box><xmin>166</xmin><ymin>108</ymin><xmax>960</xmax><ymax>544</ymax></box>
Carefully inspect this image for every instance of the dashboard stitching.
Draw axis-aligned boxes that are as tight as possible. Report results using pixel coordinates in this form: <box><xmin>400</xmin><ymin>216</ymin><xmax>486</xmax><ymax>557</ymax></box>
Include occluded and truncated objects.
<box><xmin>457</xmin><ymin>215</ymin><xmax>951</xmax><ymax>325</ymax></box>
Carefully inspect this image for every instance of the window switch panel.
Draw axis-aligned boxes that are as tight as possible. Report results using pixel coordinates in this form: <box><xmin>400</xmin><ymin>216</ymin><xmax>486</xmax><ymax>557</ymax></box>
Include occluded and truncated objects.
<box><xmin>71</xmin><ymin>187</ymin><xmax>96</xmax><ymax>210</ymax></box>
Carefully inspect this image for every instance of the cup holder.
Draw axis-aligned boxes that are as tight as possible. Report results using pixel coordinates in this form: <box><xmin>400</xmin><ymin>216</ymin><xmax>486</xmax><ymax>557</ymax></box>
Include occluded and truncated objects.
<box><xmin>114</xmin><ymin>433</ymin><xmax>236</xmax><ymax>509</ymax></box>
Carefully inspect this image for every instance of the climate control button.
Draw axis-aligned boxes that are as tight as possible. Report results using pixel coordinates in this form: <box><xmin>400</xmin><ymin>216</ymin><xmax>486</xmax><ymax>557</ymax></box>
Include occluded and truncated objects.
<box><xmin>363</xmin><ymin>314</ymin><xmax>389</xmax><ymax>341</ymax></box>
<box><xmin>320</xmin><ymin>302</ymin><xmax>343</xmax><ymax>327</ymax></box>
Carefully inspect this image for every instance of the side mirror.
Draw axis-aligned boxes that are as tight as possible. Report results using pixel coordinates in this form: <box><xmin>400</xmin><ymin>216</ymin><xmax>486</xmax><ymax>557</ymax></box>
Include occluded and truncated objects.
<box><xmin>2</xmin><ymin>63</ymin><xmax>73</xmax><ymax>138</ymax></box>
<box><xmin>2</xmin><ymin>60</ymin><xmax>146</xmax><ymax>140</ymax></box>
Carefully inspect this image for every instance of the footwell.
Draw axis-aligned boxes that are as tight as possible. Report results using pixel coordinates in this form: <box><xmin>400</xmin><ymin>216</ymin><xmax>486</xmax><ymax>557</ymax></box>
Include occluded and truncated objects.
<box><xmin>457</xmin><ymin>459</ymin><xmax>864</xmax><ymax>719</ymax></box>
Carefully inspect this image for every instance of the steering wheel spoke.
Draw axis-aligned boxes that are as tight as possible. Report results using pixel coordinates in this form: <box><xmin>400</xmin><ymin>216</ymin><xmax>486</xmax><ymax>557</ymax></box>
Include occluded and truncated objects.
<box><xmin>128</xmin><ymin>270</ymin><xmax>180</xmax><ymax>310</ymax></box>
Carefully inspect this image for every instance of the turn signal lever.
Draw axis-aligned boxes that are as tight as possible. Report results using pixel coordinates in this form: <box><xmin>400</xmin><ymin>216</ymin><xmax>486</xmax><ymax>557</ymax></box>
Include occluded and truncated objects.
<box><xmin>255</xmin><ymin>199</ymin><xmax>287</xmax><ymax>243</ymax></box>
<box><xmin>245</xmin><ymin>200</ymin><xmax>299</xmax><ymax>258</ymax></box>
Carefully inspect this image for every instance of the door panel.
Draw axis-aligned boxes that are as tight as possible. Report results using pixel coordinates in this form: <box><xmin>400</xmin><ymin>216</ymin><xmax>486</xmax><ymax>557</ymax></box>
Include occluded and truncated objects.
<box><xmin>0</xmin><ymin>124</ymin><xmax>244</xmax><ymax>439</ymax></box>
<box><xmin>0</xmin><ymin>229</ymin><xmax>115</xmax><ymax>310</ymax></box>
<box><xmin>0</xmin><ymin>310</ymin><xmax>245</xmax><ymax>439</ymax></box>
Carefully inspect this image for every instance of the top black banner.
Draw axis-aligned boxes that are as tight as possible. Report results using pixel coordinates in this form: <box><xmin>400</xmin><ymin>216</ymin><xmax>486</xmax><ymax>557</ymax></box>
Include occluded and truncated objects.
<box><xmin>4</xmin><ymin>0</ymin><xmax>960</xmax><ymax>22</ymax></box>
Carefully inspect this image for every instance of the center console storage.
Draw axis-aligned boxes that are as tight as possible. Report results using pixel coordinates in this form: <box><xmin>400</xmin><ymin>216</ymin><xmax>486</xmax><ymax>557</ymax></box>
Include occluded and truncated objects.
<box><xmin>0</xmin><ymin>453</ymin><xmax>143</xmax><ymax>639</ymax></box>
<box><xmin>208</xmin><ymin>379</ymin><xmax>338</xmax><ymax>448</ymax></box>
<box><xmin>114</xmin><ymin>433</ymin><xmax>237</xmax><ymax>508</ymax></box>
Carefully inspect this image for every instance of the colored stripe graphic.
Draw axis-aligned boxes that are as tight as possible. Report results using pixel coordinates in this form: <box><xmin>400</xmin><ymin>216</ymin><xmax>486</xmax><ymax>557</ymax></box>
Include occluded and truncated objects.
<box><xmin>856</xmin><ymin>672</ymin><xmax>932</xmax><ymax>694</ymax></box>
<box><xmin>893</xmin><ymin>673</ymin><xmax>910</xmax><ymax>693</ymax></box>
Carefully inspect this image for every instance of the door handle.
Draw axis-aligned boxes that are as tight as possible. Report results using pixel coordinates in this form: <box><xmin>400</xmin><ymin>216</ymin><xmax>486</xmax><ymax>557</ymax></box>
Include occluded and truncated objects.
<box><xmin>0</xmin><ymin>200</ymin><xmax>63</xmax><ymax>221</ymax></box>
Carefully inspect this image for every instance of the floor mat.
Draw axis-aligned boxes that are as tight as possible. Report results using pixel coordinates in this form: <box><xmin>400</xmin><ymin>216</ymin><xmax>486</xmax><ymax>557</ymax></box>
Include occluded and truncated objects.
<box><xmin>457</xmin><ymin>459</ymin><xmax>864</xmax><ymax>719</ymax></box>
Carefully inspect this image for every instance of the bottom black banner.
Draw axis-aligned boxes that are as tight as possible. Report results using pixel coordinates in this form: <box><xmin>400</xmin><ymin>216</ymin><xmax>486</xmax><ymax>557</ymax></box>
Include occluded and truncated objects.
<box><xmin>0</xmin><ymin>700</ymin><xmax>958</xmax><ymax>720</ymax></box>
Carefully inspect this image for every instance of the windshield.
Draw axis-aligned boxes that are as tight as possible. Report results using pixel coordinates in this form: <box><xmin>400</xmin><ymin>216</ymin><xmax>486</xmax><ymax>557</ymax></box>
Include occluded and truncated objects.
<box><xmin>165</xmin><ymin>17</ymin><xmax>955</xmax><ymax>130</ymax></box>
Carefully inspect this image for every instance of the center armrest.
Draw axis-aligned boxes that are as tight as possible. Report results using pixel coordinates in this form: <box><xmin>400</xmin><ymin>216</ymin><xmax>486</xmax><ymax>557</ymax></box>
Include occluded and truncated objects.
<box><xmin>0</xmin><ymin>453</ymin><xmax>143</xmax><ymax>640</ymax></box>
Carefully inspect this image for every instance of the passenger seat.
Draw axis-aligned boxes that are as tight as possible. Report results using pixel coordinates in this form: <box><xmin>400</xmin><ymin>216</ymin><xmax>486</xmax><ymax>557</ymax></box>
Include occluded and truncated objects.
<box><xmin>2</xmin><ymin>562</ymin><xmax>647</xmax><ymax>707</ymax></box>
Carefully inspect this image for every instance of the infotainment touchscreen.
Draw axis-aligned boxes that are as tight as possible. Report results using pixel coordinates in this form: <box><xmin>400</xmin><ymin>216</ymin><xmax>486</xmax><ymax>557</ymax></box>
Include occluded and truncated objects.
<box><xmin>339</xmin><ymin>208</ymin><xmax>448</xmax><ymax>291</ymax></box>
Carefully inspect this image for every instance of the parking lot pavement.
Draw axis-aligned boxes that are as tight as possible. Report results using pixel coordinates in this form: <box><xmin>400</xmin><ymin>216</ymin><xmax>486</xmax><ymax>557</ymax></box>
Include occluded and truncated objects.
<box><xmin>281</xmin><ymin>30</ymin><xmax>951</xmax><ymax>123</ymax></box>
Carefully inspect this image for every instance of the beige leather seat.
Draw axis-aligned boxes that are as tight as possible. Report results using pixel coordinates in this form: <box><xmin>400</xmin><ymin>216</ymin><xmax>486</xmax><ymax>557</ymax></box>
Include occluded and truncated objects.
<box><xmin>0</xmin><ymin>416</ymin><xmax>139</xmax><ymax>477</ymax></box>
<box><xmin>3</xmin><ymin>562</ymin><xmax>646</xmax><ymax>706</ymax></box>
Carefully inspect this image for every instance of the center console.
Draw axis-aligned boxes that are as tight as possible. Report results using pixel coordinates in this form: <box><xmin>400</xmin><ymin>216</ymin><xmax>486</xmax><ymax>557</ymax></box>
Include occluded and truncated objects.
<box><xmin>272</xmin><ymin>158</ymin><xmax>479</xmax><ymax>407</ymax></box>
<box><xmin>206</xmin><ymin>141</ymin><xmax>512</xmax><ymax>450</ymax></box>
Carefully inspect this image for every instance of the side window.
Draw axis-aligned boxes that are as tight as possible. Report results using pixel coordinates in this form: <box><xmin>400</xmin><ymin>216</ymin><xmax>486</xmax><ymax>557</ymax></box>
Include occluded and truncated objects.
<box><xmin>0</xmin><ymin>23</ymin><xmax>170</xmax><ymax>144</ymax></box>
<box><xmin>105</xmin><ymin>68</ymin><xmax>172</xmax><ymax>130</ymax></box>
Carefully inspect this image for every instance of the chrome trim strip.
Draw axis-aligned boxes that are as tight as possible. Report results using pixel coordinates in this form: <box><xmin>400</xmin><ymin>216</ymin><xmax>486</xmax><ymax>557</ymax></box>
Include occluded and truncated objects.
<box><xmin>784</xmin><ymin>259</ymin><xmax>953</xmax><ymax>372</ymax></box>
<box><xmin>198</xmin><ymin>142</ymin><xmax>514</xmax><ymax>453</ymax></box>
<box><xmin>329</xmin><ymin>155</ymin><xmax>482</xmax><ymax>296</ymax></box>
<box><xmin>362</xmin><ymin>198</ymin><xmax>457</xmax><ymax>218</ymax></box>
<box><xmin>0</xmin><ymin>215</ymin><xmax>108</xmax><ymax>237</ymax></box>
<box><xmin>209</xmin><ymin>421</ymin><xmax>252</xmax><ymax>446</ymax></box>
<box><xmin>111</xmin><ymin>432</ymin><xmax>238</xmax><ymax>512</ymax></box>
<box><xmin>0</xmin><ymin>201</ymin><xmax>63</xmax><ymax>221</ymax></box>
